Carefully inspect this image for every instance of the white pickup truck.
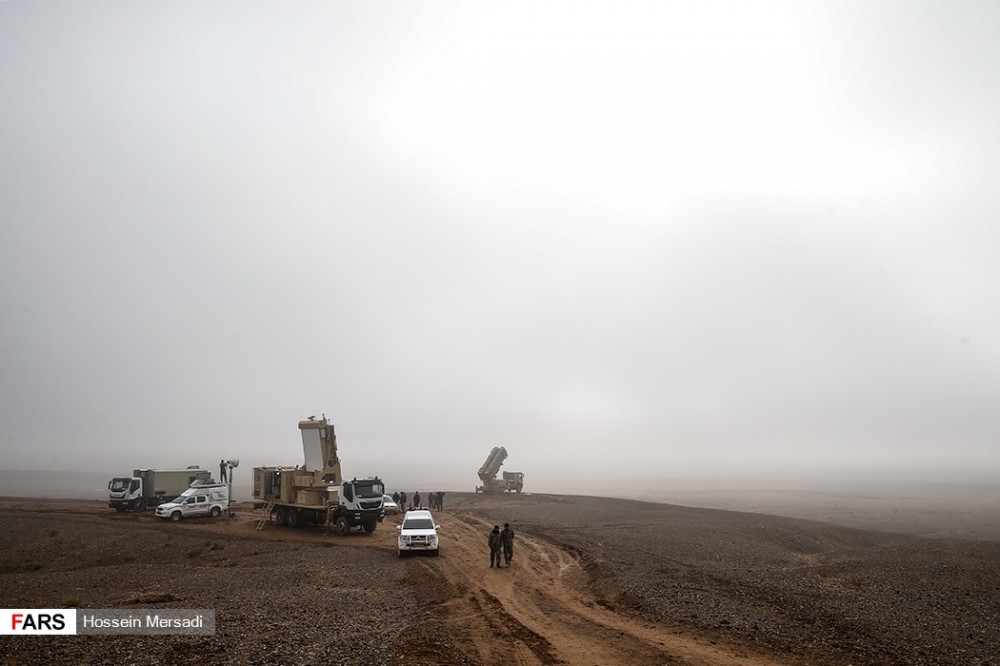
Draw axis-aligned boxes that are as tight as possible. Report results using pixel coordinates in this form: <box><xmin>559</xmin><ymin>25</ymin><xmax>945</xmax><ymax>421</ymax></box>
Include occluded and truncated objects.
<box><xmin>155</xmin><ymin>483</ymin><xmax>229</xmax><ymax>521</ymax></box>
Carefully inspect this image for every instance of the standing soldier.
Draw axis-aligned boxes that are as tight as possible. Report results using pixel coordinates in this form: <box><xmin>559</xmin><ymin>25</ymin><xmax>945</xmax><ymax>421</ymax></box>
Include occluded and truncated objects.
<box><xmin>219</xmin><ymin>459</ymin><xmax>227</xmax><ymax>482</ymax></box>
<box><xmin>413</xmin><ymin>490</ymin><xmax>421</xmax><ymax>510</ymax></box>
<box><xmin>439</xmin><ymin>491</ymin><xmax>446</xmax><ymax>510</ymax></box>
<box><xmin>500</xmin><ymin>523</ymin><xmax>515</xmax><ymax>567</ymax></box>
<box><xmin>399</xmin><ymin>490</ymin><xmax>407</xmax><ymax>513</ymax></box>
<box><xmin>392</xmin><ymin>491</ymin><xmax>400</xmax><ymax>510</ymax></box>
<box><xmin>488</xmin><ymin>525</ymin><xmax>503</xmax><ymax>568</ymax></box>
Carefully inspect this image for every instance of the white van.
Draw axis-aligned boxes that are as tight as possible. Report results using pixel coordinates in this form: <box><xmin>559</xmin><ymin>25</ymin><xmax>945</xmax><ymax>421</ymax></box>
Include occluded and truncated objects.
<box><xmin>155</xmin><ymin>483</ymin><xmax>229</xmax><ymax>521</ymax></box>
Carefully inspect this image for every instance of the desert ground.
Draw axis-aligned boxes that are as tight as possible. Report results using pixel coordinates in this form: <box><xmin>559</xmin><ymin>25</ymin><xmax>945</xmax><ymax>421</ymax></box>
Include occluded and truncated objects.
<box><xmin>1</xmin><ymin>493</ymin><xmax>998</xmax><ymax>666</ymax></box>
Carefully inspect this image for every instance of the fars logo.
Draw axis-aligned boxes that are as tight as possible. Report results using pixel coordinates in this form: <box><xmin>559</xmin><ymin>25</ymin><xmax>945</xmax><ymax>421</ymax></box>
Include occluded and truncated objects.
<box><xmin>1</xmin><ymin>610</ymin><xmax>77</xmax><ymax>635</ymax></box>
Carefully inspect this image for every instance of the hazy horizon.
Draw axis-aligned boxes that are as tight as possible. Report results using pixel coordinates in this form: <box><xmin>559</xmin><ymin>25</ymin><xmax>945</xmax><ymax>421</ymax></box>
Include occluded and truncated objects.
<box><xmin>4</xmin><ymin>467</ymin><xmax>998</xmax><ymax>542</ymax></box>
<box><xmin>3</xmin><ymin>463</ymin><xmax>996</xmax><ymax>499</ymax></box>
<box><xmin>3</xmin><ymin>2</ymin><xmax>999</xmax><ymax>492</ymax></box>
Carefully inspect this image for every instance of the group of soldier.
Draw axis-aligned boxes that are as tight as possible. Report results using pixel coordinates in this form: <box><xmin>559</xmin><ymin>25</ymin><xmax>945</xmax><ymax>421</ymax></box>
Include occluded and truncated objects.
<box><xmin>391</xmin><ymin>490</ymin><xmax>447</xmax><ymax>512</ymax></box>
<box><xmin>427</xmin><ymin>492</ymin><xmax>446</xmax><ymax>510</ymax></box>
<box><xmin>488</xmin><ymin>523</ymin><xmax>515</xmax><ymax>568</ymax></box>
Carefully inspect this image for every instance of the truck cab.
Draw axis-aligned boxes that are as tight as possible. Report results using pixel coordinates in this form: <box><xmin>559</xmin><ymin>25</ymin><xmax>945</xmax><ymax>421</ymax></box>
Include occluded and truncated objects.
<box><xmin>108</xmin><ymin>477</ymin><xmax>142</xmax><ymax>511</ymax></box>
<box><xmin>333</xmin><ymin>477</ymin><xmax>386</xmax><ymax>535</ymax></box>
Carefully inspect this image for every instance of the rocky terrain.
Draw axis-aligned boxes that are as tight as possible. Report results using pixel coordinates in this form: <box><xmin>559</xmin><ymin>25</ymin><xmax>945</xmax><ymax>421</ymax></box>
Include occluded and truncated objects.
<box><xmin>452</xmin><ymin>493</ymin><xmax>1000</xmax><ymax>666</ymax></box>
<box><xmin>1</xmin><ymin>494</ymin><xmax>997</xmax><ymax>665</ymax></box>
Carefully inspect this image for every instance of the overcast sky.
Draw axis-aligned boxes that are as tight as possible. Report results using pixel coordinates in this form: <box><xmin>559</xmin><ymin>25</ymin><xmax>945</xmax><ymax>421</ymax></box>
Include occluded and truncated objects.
<box><xmin>2</xmin><ymin>1</ymin><xmax>998</xmax><ymax>493</ymax></box>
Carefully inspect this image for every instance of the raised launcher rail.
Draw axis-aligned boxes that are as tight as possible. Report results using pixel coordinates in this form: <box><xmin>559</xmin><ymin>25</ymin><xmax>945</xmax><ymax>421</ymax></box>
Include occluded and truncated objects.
<box><xmin>475</xmin><ymin>446</ymin><xmax>524</xmax><ymax>493</ymax></box>
<box><xmin>478</xmin><ymin>446</ymin><xmax>508</xmax><ymax>485</ymax></box>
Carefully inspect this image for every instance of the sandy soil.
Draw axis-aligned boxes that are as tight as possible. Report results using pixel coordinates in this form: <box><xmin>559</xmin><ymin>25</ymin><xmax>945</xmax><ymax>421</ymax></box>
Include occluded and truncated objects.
<box><xmin>1</xmin><ymin>494</ymin><xmax>998</xmax><ymax>665</ymax></box>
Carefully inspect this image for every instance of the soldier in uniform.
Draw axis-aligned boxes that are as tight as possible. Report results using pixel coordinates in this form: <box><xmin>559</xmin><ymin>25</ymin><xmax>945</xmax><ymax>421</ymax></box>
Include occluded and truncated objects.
<box><xmin>488</xmin><ymin>525</ymin><xmax>503</xmax><ymax>568</ymax></box>
<box><xmin>399</xmin><ymin>490</ymin><xmax>407</xmax><ymax>513</ymax></box>
<box><xmin>500</xmin><ymin>523</ymin><xmax>515</xmax><ymax>567</ymax></box>
<box><xmin>413</xmin><ymin>490</ymin><xmax>421</xmax><ymax>510</ymax></box>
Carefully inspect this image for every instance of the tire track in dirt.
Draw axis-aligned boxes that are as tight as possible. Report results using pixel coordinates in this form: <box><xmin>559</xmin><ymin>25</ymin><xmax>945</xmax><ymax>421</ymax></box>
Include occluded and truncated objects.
<box><xmin>2</xmin><ymin>500</ymin><xmax>791</xmax><ymax>664</ymax></box>
<box><xmin>421</xmin><ymin>509</ymin><xmax>793</xmax><ymax>666</ymax></box>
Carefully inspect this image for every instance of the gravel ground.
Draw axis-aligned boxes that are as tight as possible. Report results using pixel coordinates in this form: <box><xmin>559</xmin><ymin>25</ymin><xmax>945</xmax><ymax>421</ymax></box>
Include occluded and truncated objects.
<box><xmin>0</xmin><ymin>513</ymin><xmax>423</xmax><ymax>666</ymax></box>
<box><xmin>4</xmin><ymin>494</ymin><xmax>999</xmax><ymax>666</ymax></box>
<box><xmin>453</xmin><ymin>493</ymin><xmax>1000</xmax><ymax>666</ymax></box>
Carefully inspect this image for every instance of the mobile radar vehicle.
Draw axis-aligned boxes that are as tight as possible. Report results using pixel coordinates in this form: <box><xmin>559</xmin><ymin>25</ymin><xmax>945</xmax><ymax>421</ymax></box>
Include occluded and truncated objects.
<box><xmin>252</xmin><ymin>415</ymin><xmax>385</xmax><ymax>534</ymax></box>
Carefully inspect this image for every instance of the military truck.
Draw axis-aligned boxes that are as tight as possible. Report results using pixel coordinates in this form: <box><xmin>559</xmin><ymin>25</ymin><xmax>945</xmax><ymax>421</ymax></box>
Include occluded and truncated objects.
<box><xmin>475</xmin><ymin>446</ymin><xmax>524</xmax><ymax>493</ymax></box>
<box><xmin>108</xmin><ymin>467</ymin><xmax>211</xmax><ymax>512</ymax></box>
<box><xmin>252</xmin><ymin>416</ymin><xmax>385</xmax><ymax>534</ymax></box>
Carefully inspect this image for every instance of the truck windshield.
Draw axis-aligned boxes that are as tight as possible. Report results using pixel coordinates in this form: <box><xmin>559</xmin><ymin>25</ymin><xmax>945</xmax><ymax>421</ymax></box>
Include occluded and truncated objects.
<box><xmin>356</xmin><ymin>482</ymin><xmax>384</xmax><ymax>498</ymax></box>
<box><xmin>402</xmin><ymin>518</ymin><xmax>434</xmax><ymax>530</ymax></box>
<box><xmin>109</xmin><ymin>478</ymin><xmax>131</xmax><ymax>491</ymax></box>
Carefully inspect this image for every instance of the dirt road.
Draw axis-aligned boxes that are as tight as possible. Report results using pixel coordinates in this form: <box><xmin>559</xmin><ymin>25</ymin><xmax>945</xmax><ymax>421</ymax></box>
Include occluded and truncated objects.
<box><xmin>7</xmin><ymin>495</ymin><xmax>999</xmax><ymax>665</ymax></box>
<box><xmin>404</xmin><ymin>508</ymin><xmax>788</xmax><ymax>666</ymax></box>
<box><xmin>1</xmin><ymin>498</ymin><xmax>790</xmax><ymax>665</ymax></box>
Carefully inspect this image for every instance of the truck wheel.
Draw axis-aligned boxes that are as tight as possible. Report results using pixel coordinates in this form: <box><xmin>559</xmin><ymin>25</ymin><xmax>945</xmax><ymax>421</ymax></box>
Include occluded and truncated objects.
<box><xmin>210</xmin><ymin>506</ymin><xmax>221</xmax><ymax>518</ymax></box>
<box><xmin>432</xmin><ymin>548</ymin><xmax>440</xmax><ymax>557</ymax></box>
<box><xmin>275</xmin><ymin>507</ymin><xmax>287</xmax><ymax>525</ymax></box>
<box><xmin>114</xmin><ymin>507</ymin><xmax>125</xmax><ymax>513</ymax></box>
<box><xmin>286</xmin><ymin>510</ymin><xmax>299</xmax><ymax>528</ymax></box>
<box><xmin>362</xmin><ymin>520</ymin><xmax>376</xmax><ymax>534</ymax></box>
<box><xmin>134</xmin><ymin>499</ymin><xmax>147</xmax><ymax>512</ymax></box>
<box><xmin>171</xmin><ymin>511</ymin><xmax>182</xmax><ymax>522</ymax></box>
<box><xmin>334</xmin><ymin>517</ymin><xmax>349</xmax><ymax>536</ymax></box>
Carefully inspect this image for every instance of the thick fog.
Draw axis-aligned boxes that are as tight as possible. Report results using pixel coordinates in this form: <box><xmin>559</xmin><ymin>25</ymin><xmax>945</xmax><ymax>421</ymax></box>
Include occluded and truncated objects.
<box><xmin>2</xmin><ymin>1</ymin><xmax>998</xmax><ymax>495</ymax></box>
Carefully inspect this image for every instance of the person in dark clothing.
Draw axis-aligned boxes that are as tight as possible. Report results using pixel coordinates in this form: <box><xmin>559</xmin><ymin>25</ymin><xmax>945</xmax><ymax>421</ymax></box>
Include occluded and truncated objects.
<box><xmin>500</xmin><ymin>523</ymin><xmax>515</xmax><ymax>566</ymax></box>
<box><xmin>438</xmin><ymin>491</ymin><xmax>446</xmax><ymax>510</ymax></box>
<box><xmin>392</xmin><ymin>491</ymin><xmax>400</xmax><ymax>507</ymax></box>
<box><xmin>413</xmin><ymin>491</ymin><xmax>421</xmax><ymax>509</ymax></box>
<box><xmin>488</xmin><ymin>525</ymin><xmax>503</xmax><ymax>568</ymax></box>
<box><xmin>219</xmin><ymin>459</ymin><xmax>227</xmax><ymax>482</ymax></box>
<box><xmin>399</xmin><ymin>491</ymin><xmax>407</xmax><ymax>512</ymax></box>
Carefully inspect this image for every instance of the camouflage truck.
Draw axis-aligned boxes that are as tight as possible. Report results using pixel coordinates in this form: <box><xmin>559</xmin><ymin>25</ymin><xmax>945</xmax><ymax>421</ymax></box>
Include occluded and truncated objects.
<box><xmin>475</xmin><ymin>446</ymin><xmax>524</xmax><ymax>493</ymax></box>
<box><xmin>252</xmin><ymin>416</ymin><xmax>385</xmax><ymax>534</ymax></box>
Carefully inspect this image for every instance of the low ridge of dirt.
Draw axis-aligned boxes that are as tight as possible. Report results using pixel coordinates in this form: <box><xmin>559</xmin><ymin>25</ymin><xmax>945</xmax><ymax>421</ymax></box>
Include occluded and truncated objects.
<box><xmin>1</xmin><ymin>494</ymin><xmax>998</xmax><ymax>665</ymax></box>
